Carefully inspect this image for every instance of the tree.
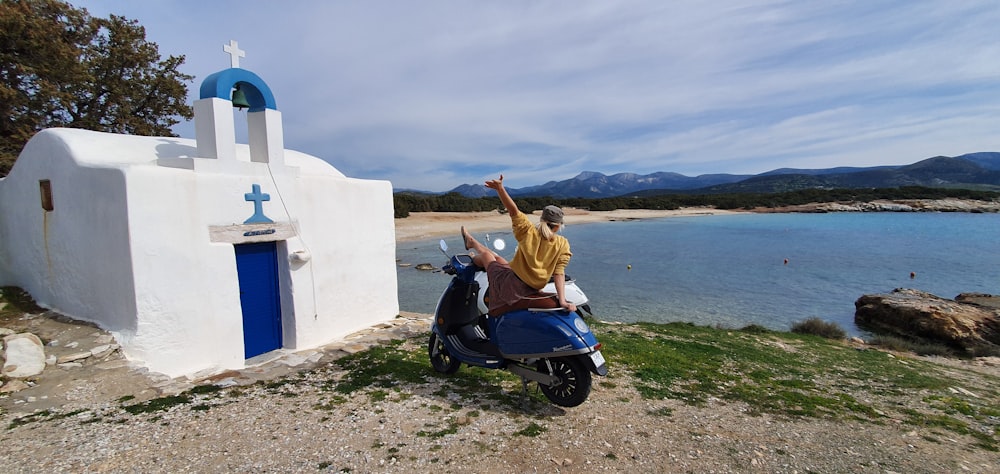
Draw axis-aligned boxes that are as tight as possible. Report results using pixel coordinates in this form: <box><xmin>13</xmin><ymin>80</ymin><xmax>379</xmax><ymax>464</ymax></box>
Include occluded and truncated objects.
<box><xmin>0</xmin><ymin>0</ymin><xmax>193</xmax><ymax>176</ymax></box>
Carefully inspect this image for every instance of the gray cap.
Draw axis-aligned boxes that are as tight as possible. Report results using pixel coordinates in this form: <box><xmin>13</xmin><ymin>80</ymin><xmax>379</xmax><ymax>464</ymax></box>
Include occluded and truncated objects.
<box><xmin>541</xmin><ymin>205</ymin><xmax>564</xmax><ymax>224</ymax></box>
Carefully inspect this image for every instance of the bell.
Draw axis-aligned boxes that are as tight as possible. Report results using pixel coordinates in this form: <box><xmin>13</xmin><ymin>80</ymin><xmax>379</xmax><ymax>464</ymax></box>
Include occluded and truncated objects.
<box><xmin>231</xmin><ymin>84</ymin><xmax>250</xmax><ymax>109</ymax></box>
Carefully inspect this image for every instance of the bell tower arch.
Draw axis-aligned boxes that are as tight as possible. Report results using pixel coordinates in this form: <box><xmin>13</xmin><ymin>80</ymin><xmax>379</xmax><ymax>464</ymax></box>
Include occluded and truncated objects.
<box><xmin>194</xmin><ymin>41</ymin><xmax>284</xmax><ymax>166</ymax></box>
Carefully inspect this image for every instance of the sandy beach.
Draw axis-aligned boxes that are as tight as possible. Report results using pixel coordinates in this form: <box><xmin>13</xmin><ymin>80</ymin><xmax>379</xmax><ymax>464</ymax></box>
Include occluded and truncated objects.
<box><xmin>394</xmin><ymin>207</ymin><xmax>745</xmax><ymax>242</ymax></box>
<box><xmin>393</xmin><ymin>197</ymin><xmax>1000</xmax><ymax>243</ymax></box>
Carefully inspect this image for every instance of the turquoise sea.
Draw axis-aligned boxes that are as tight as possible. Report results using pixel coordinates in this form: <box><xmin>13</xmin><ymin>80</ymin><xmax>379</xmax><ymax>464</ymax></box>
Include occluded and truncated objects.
<box><xmin>395</xmin><ymin>212</ymin><xmax>1000</xmax><ymax>336</ymax></box>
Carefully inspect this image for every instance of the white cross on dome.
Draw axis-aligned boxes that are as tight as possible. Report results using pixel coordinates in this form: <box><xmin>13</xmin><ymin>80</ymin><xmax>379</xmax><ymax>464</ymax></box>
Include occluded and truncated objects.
<box><xmin>223</xmin><ymin>40</ymin><xmax>245</xmax><ymax>68</ymax></box>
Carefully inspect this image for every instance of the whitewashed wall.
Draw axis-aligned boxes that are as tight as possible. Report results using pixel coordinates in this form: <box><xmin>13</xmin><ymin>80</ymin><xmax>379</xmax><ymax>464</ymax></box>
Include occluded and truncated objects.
<box><xmin>0</xmin><ymin>128</ymin><xmax>399</xmax><ymax>376</ymax></box>
<box><xmin>0</xmin><ymin>130</ymin><xmax>138</xmax><ymax>334</ymax></box>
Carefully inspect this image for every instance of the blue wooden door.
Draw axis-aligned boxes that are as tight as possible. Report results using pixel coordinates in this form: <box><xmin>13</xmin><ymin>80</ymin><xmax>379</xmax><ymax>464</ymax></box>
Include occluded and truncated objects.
<box><xmin>235</xmin><ymin>241</ymin><xmax>282</xmax><ymax>358</ymax></box>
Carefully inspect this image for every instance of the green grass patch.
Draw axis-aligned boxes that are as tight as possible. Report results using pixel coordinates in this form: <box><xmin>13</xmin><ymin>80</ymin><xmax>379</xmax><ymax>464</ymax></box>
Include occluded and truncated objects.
<box><xmin>647</xmin><ymin>407</ymin><xmax>673</xmax><ymax>417</ymax></box>
<box><xmin>275</xmin><ymin>319</ymin><xmax>999</xmax><ymax>453</ymax></box>
<box><xmin>0</xmin><ymin>286</ymin><xmax>46</xmax><ymax>318</ymax></box>
<box><xmin>7</xmin><ymin>408</ymin><xmax>90</xmax><ymax>429</ymax></box>
<box><xmin>416</xmin><ymin>421</ymin><xmax>459</xmax><ymax>439</ymax></box>
<box><xmin>8</xmin><ymin>410</ymin><xmax>54</xmax><ymax>429</ymax></box>
<box><xmin>868</xmin><ymin>335</ymin><xmax>958</xmax><ymax>357</ymax></box>
<box><xmin>123</xmin><ymin>395</ymin><xmax>192</xmax><ymax>414</ymax></box>
<box><xmin>313</xmin><ymin>395</ymin><xmax>348</xmax><ymax>411</ymax></box>
<box><xmin>189</xmin><ymin>384</ymin><xmax>224</xmax><ymax>396</ymax></box>
<box><xmin>591</xmin><ymin>320</ymin><xmax>999</xmax><ymax>450</ymax></box>
<box><xmin>307</xmin><ymin>320</ymin><xmax>1000</xmax><ymax>452</ymax></box>
<box><xmin>308</xmin><ymin>337</ymin><xmax>551</xmax><ymax>410</ymax></box>
<box><xmin>331</xmin><ymin>340</ymin><xmax>429</xmax><ymax>394</ymax></box>
<box><xmin>925</xmin><ymin>395</ymin><xmax>976</xmax><ymax>417</ymax></box>
<box><xmin>515</xmin><ymin>422</ymin><xmax>547</xmax><ymax>437</ymax></box>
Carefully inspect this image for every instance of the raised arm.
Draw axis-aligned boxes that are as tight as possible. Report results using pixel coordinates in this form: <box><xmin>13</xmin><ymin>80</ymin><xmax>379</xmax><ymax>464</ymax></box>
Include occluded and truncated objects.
<box><xmin>485</xmin><ymin>174</ymin><xmax>520</xmax><ymax>217</ymax></box>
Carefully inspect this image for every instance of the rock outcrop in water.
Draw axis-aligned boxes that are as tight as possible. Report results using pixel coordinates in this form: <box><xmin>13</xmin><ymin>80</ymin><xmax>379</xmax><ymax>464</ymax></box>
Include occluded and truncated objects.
<box><xmin>855</xmin><ymin>288</ymin><xmax>1000</xmax><ymax>353</ymax></box>
<box><xmin>820</xmin><ymin>198</ymin><xmax>1000</xmax><ymax>213</ymax></box>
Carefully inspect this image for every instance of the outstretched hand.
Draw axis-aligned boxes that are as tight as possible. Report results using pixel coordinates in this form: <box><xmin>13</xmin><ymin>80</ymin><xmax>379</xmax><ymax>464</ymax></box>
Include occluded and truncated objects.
<box><xmin>486</xmin><ymin>174</ymin><xmax>518</xmax><ymax>216</ymax></box>
<box><xmin>484</xmin><ymin>174</ymin><xmax>504</xmax><ymax>190</ymax></box>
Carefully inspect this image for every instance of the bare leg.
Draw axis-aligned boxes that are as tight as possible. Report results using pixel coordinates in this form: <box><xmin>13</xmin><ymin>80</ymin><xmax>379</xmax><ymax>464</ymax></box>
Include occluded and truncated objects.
<box><xmin>462</xmin><ymin>227</ymin><xmax>507</xmax><ymax>268</ymax></box>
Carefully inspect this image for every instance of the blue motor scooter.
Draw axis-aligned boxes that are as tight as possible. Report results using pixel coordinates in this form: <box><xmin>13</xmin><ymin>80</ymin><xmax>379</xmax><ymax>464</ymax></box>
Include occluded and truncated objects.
<box><xmin>428</xmin><ymin>239</ymin><xmax>607</xmax><ymax>407</ymax></box>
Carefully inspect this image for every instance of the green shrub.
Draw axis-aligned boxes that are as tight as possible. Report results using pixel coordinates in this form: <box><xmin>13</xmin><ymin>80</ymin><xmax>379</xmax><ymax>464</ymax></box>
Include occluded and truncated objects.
<box><xmin>790</xmin><ymin>318</ymin><xmax>846</xmax><ymax>340</ymax></box>
<box><xmin>966</xmin><ymin>344</ymin><xmax>1000</xmax><ymax>358</ymax></box>
<box><xmin>738</xmin><ymin>324</ymin><xmax>772</xmax><ymax>334</ymax></box>
<box><xmin>868</xmin><ymin>335</ymin><xmax>956</xmax><ymax>357</ymax></box>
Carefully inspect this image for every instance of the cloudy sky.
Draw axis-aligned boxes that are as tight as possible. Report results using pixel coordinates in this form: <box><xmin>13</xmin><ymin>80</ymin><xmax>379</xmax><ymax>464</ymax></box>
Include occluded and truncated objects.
<box><xmin>73</xmin><ymin>1</ymin><xmax>1000</xmax><ymax>191</ymax></box>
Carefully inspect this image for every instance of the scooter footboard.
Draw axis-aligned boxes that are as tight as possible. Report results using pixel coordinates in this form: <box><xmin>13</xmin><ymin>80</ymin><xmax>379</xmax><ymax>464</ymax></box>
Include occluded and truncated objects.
<box><xmin>491</xmin><ymin>310</ymin><xmax>600</xmax><ymax>359</ymax></box>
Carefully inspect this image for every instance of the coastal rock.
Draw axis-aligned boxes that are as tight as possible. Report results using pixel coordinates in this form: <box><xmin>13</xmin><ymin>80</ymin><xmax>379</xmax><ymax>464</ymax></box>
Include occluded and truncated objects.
<box><xmin>56</xmin><ymin>351</ymin><xmax>93</xmax><ymax>364</ymax></box>
<box><xmin>414</xmin><ymin>263</ymin><xmax>435</xmax><ymax>271</ymax></box>
<box><xmin>0</xmin><ymin>379</ymin><xmax>30</xmax><ymax>393</ymax></box>
<box><xmin>956</xmin><ymin>292</ymin><xmax>1000</xmax><ymax>309</ymax></box>
<box><xmin>817</xmin><ymin>201</ymin><xmax>915</xmax><ymax>212</ymax></box>
<box><xmin>2</xmin><ymin>333</ymin><xmax>47</xmax><ymax>378</ymax></box>
<box><xmin>813</xmin><ymin>198</ymin><xmax>1000</xmax><ymax>214</ymax></box>
<box><xmin>907</xmin><ymin>198</ymin><xmax>1000</xmax><ymax>212</ymax></box>
<box><xmin>855</xmin><ymin>289</ymin><xmax>1000</xmax><ymax>350</ymax></box>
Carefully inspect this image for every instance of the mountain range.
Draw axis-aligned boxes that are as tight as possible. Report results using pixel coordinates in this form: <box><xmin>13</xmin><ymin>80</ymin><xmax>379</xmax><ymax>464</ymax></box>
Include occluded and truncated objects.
<box><xmin>435</xmin><ymin>152</ymin><xmax>1000</xmax><ymax>198</ymax></box>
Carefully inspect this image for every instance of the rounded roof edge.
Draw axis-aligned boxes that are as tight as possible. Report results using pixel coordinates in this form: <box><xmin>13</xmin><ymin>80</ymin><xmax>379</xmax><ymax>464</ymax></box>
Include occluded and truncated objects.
<box><xmin>14</xmin><ymin>128</ymin><xmax>347</xmax><ymax>178</ymax></box>
<box><xmin>283</xmin><ymin>149</ymin><xmax>345</xmax><ymax>177</ymax></box>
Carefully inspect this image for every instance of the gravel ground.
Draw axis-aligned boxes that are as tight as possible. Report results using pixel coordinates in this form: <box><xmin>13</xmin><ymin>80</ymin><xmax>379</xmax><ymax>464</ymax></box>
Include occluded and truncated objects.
<box><xmin>2</xmin><ymin>314</ymin><xmax>999</xmax><ymax>473</ymax></box>
<box><xmin>5</xmin><ymin>375</ymin><xmax>995</xmax><ymax>473</ymax></box>
<box><xmin>3</xmin><ymin>365</ymin><xmax>999</xmax><ymax>472</ymax></box>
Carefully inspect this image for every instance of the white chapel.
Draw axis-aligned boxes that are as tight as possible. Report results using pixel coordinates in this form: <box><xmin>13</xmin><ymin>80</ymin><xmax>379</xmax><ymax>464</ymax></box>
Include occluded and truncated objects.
<box><xmin>0</xmin><ymin>41</ymin><xmax>399</xmax><ymax>376</ymax></box>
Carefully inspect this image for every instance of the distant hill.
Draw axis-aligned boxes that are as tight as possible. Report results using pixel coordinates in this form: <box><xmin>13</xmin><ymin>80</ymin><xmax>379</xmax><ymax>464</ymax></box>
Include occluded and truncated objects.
<box><xmin>695</xmin><ymin>155</ymin><xmax>1000</xmax><ymax>194</ymax></box>
<box><xmin>961</xmin><ymin>152</ymin><xmax>1000</xmax><ymax>170</ymax></box>
<box><xmin>428</xmin><ymin>152</ymin><xmax>1000</xmax><ymax>198</ymax></box>
<box><xmin>509</xmin><ymin>171</ymin><xmax>750</xmax><ymax>198</ymax></box>
<box><xmin>446</xmin><ymin>184</ymin><xmax>494</xmax><ymax>198</ymax></box>
<box><xmin>758</xmin><ymin>165</ymin><xmax>898</xmax><ymax>176</ymax></box>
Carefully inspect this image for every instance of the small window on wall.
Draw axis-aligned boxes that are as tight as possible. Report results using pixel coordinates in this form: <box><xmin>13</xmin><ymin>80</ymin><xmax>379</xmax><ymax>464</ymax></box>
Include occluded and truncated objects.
<box><xmin>39</xmin><ymin>180</ymin><xmax>53</xmax><ymax>211</ymax></box>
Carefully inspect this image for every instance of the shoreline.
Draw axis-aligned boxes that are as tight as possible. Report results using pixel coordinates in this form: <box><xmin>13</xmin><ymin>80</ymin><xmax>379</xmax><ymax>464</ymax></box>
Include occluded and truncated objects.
<box><xmin>394</xmin><ymin>207</ymin><xmax>744</xmax><ymax>242</ymax></box>
<box><xmin>394</xmin><ymin>198</ymin><xmax>1000</xmax><ymax>243</ymax></box>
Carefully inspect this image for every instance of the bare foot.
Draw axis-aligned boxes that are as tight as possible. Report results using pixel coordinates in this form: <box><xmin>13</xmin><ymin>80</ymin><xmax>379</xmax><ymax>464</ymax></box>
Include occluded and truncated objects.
<box><xmin>461</xmin><ymin>226</ymin><xmax>474</xmax><ymax>250</ymax></box>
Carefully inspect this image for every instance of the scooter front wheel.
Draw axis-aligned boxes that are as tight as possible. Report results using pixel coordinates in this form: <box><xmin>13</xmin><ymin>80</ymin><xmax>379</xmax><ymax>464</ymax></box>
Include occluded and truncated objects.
<box><xmin>428</xmin><ymin>333</ymin><xmax>461</xmax><ymax>374</ymax></box>
<box><xmin>537</xmin><ymin>356</ymin><xmax>592</xmax><ymax>407</ymax></box>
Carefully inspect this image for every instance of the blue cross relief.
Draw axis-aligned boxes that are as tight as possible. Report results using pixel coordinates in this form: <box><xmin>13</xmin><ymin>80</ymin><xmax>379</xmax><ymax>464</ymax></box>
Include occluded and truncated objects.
<box><xmin>243</xmin><ymin>184</ymin><xmax>274</xmax><ymax>224</ymax></box>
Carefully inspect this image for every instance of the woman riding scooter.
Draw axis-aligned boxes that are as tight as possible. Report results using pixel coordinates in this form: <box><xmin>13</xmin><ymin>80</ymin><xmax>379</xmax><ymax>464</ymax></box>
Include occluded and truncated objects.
<box><xmin>461</xmin><ymin>174</ymin><xmax>576</xmax><ymax>316</ymax></box>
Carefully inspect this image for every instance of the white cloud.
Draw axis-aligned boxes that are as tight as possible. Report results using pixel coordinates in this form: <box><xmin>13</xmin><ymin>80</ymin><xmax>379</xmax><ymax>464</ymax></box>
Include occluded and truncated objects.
<box><xmin>72</xmin><ymin>0</ymin><xmax>1000</xmax><ymax>190</ymax></box>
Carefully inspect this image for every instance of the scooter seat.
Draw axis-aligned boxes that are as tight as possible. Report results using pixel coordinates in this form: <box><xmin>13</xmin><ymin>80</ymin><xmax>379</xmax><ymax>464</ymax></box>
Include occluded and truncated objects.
<box><xmin>489</xmin><ymin>293</ymin><xmax>558</xmax><ymax>317</ymax></box>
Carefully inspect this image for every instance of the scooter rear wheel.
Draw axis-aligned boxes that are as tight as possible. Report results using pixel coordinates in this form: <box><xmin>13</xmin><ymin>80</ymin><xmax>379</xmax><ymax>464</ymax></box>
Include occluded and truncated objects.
<box><xmin>428</xmin><ymin>333</ymin><xmax>461</xmax><ymax>374</ymax></box>
<box><xmin>537</xmin><ymin>356</ymin><xmax>591</xmax><ymax>407</ymax></box>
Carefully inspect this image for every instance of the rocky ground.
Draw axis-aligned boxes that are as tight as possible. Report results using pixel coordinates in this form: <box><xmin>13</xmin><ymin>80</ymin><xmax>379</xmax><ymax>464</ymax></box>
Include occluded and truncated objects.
<box><xmin>2</xmin><ymin>309</ymin><xmax>999</xmax><ymax>473</ymax></box>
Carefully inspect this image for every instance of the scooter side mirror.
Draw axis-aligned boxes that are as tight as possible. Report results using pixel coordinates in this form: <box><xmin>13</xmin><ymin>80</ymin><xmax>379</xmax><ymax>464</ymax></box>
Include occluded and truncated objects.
<box><xmin>492</xmin><ymin>238</ymin><xmax>506</xmax><ymax>251</ymax></box>
<box><xmin>439</xmin><ymin>239</ymin><xmax>449</xmax><ymax>257</ymax></box>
